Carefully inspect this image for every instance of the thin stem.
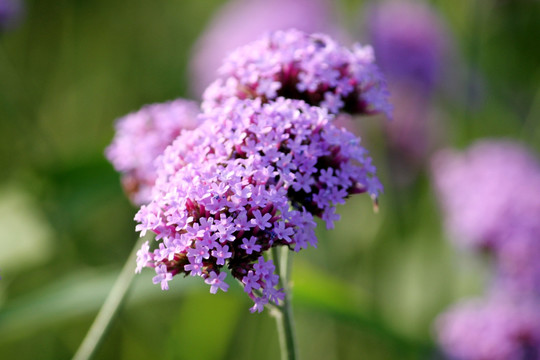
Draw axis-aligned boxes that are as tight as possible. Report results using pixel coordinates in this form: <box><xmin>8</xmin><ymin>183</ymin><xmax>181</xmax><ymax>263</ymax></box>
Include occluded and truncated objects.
<box><xmin>271</xmin><ymin>246</ymin><xmax>298</xmax><ymax>360</ymax></box>
<box><xmin>73</xmin><ymin>235</ymin><xmax>148</xmax><ymax>360</ymax></box>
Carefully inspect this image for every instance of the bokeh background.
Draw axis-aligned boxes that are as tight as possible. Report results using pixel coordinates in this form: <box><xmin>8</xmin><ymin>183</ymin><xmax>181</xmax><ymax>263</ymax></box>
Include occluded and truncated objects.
<box><xmin>0</xmin><ymin>0</ymin><xmax>539</xmax><ymax>359</ymax></box>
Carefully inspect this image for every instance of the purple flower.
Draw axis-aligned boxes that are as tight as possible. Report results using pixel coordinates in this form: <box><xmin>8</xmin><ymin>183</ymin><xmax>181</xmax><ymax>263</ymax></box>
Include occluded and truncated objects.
<box><xmin>436</xmin><ymin>296</ymin><xmax>540</xmax><ymax>360</ymax></box>
<box><xmin>202</xmin><ymin>29</ymin><xmax>392</xmax><ymax>118</ymax></box>
<box><xmin>250</xmin><ymin>210</ymin><xmax>272</xmax><ymax>230</ymax></box>
<box><xmin>205</xmin><ymin>271</ymin><xmax>230</xmax><ymax>294</ymax></box>
<box><xmin>105</xmin><ymin>99</ymin><xmax>199</xmax><ymax>205</ymax></box>
<box><xmin>365</xmin><ymin>0</ymin><xmax>449</xmax><ymax>94</ymax></box>
<box><xmin>135</xmin><ymin>241</ymin><xmax>152</xmax><ymax>274</ymax></box>
<box><xmin>211</xmin><ymin>244</ymin><xmax>232</xmax><ymax>265</ymax></box>
<box><xmin>152</xmin><ymin>264</ymin><xmax>173</xmax><ymax>290</ymax></box>
<box><xmin>189</xmin><ymin>0</ymin><xmax>342</xmax><ymax>98</ymax></box>
<box><xmin>185</xmin><ymin>259</ymin><xmax>203</xmax><ymax>277</ymax></box>
<box><xmin>431</xmin><ymin>140</ymin><xmax>540</xmax><ymax>253</ymax></box>
<box><xmin>242</xmin><ymin>270</ymin><xmax>261</xmax><ymax>294</ymax></box>
<box><xmin>364</xmin><ymin>1</ymin><xmax>452</xmax><ymax>178</ymax></box>
<box><xmin>241</xmin><ymin>236</ymin><xmax>262</xmax><ymax>255</ymax></box>
<box><xmin>133</xmin><ymin>97</ymin><xmax>380</xmax><ymax>311</ymax></box>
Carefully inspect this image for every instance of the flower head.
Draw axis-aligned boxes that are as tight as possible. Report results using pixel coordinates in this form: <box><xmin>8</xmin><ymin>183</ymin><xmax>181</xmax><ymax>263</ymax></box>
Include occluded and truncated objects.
<box><xmin>134</xmin><ymin>97</ymin><xmax>380</xmax><ymax>311</ymax></box>
<box><xmin>105</xmin><ymin>99</ymin><xmax>199</xmax><ymax>205</ymax></box>
<box><xmin>431</xmin><ymin>140</ymin><xmax>540</xmax><ymax>252</ymax></box>
<box><xmin>436</xmin><ymin>296</ymin><xmax>540</xmax><ymax>360</ymax></box>
<box><xmin>366</xmin><ymin>0</ymin><xmax>449</xmax><ymax>94</ymax></box>
<box><xmin>432</xmin><ymin>140</ymin><xmax>540</xmax><ymax>297</ymax></box>
<box><xmin>202</xmin><ymin>29</ymin><xmax>392</xmax><ymax>118</ymax></box>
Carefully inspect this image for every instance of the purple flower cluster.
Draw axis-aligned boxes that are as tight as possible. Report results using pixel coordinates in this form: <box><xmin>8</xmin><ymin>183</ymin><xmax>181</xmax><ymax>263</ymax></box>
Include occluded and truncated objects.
<box><xmin>431</xmin><ymin>140</ymin><xmax>540</xmax><ymax>256</ymax></box>
<box><xmin>105</xmin><ymin>99</ymin><xmax>199</xmax><ymax>205</ymax></box>
<box><xmin>366</xmin><ymin>0</ymin><xmax>448</xmax><ymax>94</ymax></box>
<box><xmin>134</xmin><ymin>97</ymin><xmax>381</xmax><ymax>312</ymax></box>
<box><xmin>202</xmin><ymin>29</ymin><xmax>392</xmax><ymax>118</ymax></box>
<box><xmin>436</xmin><ymin>296</ymin><xmax>540</xmax><ymax>360</ymax></box>
<box><xmin>189</xmin><ymin>0</ymin><xmax>340</xmax><ymax>98</ymax></box>
<box><xmin>362</xmin><ymin>0</ymin><xmax>452</xmax><ymax>181</ymax></box>
<box><xmin>432</xmin><ymin>140</ymin><xmax>540</xmax><ymax>358</ymax></box>
<box><xmin>105</xmin><ymin>28</ymin><xmax>386</xmax><ymax>312</ymax></box>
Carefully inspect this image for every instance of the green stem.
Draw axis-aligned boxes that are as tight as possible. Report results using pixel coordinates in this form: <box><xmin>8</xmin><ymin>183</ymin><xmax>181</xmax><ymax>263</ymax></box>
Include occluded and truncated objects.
<box><xmin>271</xmin><ymin>246</ymin><xmax>298</xmax><ymax>360</ymax></box>
<box><xmin>72</xmin><ymin>235</ymin><xmax>148</xmax><ymax>360</ymax></box>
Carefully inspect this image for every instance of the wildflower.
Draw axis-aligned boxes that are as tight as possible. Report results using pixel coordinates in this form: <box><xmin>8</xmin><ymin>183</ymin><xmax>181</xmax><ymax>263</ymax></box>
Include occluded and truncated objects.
<box><xmin>202</xmin><ymin>29</ymin><xmax>392</xmax><ymax>118</ymax></box>
<box><xmin>431</xmin><ymin>140</ymin><xmax>540</xmax><ymax>252</ymax></box>
<box><xmin>134</xmin><ymin>97</ymin><xmax>380</xmax><ymax>311</ymax></box>
<box><xmin>105</xmin><ymin>99</ymin><xmax>199</xmax><ymax>205</ymax></box>
<box><xmin>436</xmin><ymin>296</ymin><xmax>540</xmax><ymax>360</ymax></box>
<box><xmin>432</xmin><ymin>139</ymin><xmax>540</xmax><ymax>296</ymax></box>
<box><xmin>364</xmin><ymin>1</ymin><xmax>451</xmax><ymax>178</ymax></box>
<box><xmin>366</xmin><ymin>0</ymin><xmax>449</xmax><ymax>94</ymax></box>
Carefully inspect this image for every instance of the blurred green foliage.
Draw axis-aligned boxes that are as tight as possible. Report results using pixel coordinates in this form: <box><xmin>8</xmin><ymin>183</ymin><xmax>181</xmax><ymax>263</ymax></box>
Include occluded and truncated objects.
<box><xmin>0</xmin><ymin>0</ymin><xmax>539</xmax><ymax>359</ymax></box>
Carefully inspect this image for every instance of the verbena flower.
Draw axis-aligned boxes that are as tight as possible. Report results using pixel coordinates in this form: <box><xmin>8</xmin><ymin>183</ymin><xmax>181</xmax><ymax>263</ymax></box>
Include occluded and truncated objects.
<box><xmin>431</xmin><ymin>140</ymin><xmax>540</xmax><ymax>253</ymax></box>
<box><xmin>366</xmin><ymin>0</ymin><xmax>449</xmax><ymax>94</ymax></box>
<box><xmin>364</xmin><ymin>1</ymin><xmax>451</xmax><ymax>177</ymax></box>
<box><xmin>436</xmin><ymin>296</ymin><xmax>540</xmax><ymax>360</ymax></box>
<box><xmin>105</xmin><ymin>99</ymin><xmax>199</xmax><ymax>205</ymax></box>
<box><xmin>202</xmin><ymin>29</ymin><xmax>392</xmax><ymax>118</ymax></box>
<box><xmin>134</xmin><ymin>97</ymin><xmax>381</xmax><ymax>312</ymax></box>
<box><xmin>189</xmin><ymin>0</ymin><xmax>340</xmax><ymax>98</ymax></box>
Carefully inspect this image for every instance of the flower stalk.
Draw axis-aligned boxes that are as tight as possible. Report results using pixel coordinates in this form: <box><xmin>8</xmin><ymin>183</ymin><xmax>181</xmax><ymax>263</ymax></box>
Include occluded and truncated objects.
<box><xmin>73</xmin><ymin>235</ymin><xmax>148</xmax><ymax>360</ymax></box>
<box><xmin>271</xmin><ymin>246</ymin><xmax>298</xmax><ymax>360</ymax></box>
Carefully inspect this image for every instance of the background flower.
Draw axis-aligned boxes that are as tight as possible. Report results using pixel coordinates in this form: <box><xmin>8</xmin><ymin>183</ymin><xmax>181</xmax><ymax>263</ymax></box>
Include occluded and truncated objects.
<box><xmin>363</xmin><ymin>0</ymin><xmax>452</xmax><ymax>181</ymax></box>
<box><xmin>436</xmin><ymin>296</ymin><xmax>540</xmax><ymax>360</ymax></box>
<box><xmin>431</xmin><ymin>140</ymin><xmax>540</xmax><ymax>252</ymax></box>
<box><xmin>105</xmin><ymin>99</ymin><xmax>199</xmax><ymax>205</ymax></box>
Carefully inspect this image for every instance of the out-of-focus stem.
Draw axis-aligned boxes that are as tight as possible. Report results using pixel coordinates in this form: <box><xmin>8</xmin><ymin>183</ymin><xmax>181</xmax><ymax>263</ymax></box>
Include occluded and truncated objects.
<box><xmin>72</xmin><ymin>235</ymin><xmax>148</xmax><ymax>360</ymax></box>
<box><xmin>271</xmin><ymin>246</ymin><xmax>298</xmax><ymax>360</ymax></box>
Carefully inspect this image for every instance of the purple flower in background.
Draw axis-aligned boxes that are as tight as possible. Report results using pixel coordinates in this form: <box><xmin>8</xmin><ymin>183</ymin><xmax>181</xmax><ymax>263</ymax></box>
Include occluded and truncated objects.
<box><xmin>366</xmin><ymin>0</ymin><xmax>449</xmax><ymax>94</ymax></box>
<box><xmin>134</xmin><ymin>97</ymin><xmax>381</xmax><ymax>311</ymax></box>
<box><xmin>363</xmin><ymin>1</ymin><xmax>451</xmax><ymax>177</ymax></box>
<box><xmin>436</xmin><ymin>296</ymin><xmax>540</xmax><ymax>360</ymax></box>
<box><xmin>105</xmin><ymin>99</ymin><xmax>199</xmax><ymax>205</ymax></box>
<box><xmin>0</xmin><ymin>0</ymin><xmax>23</xmax><ymax>31</ymax></box>
<box><xmin>189</xmin><ymin>0</ymin><xmax>341</xmax><ymax>98</ymax></box>
<box><xmin>431</xmin><ymin>140</ymin><xmax>540</xmax><ymax>252</ymax></box>
<box><xmin>202</xmin><ymin>29</ymin><xmax>392</xmax><ymax>118</ymax></box>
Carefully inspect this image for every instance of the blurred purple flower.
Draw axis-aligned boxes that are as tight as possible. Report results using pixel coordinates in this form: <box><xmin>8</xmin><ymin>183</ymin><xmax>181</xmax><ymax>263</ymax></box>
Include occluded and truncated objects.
<box><xmin>189</xmin><ymin>0</ymin><xmax>341</xmax><ymax>98</ymax></box>
<box><xmin>202</xmin><ymin>29</ymin><xmax>392</xmax><ymax>118</ymax></box>
<box><xmin>431</xmin><ymin>140</ymin><xmax>540</xmax><ymax>252</ymax></box>
<box><xmin>134</xmin><ymin>97</ymin><xmax>380</xmax><ymax>311</ymax></box>
<box><xmin>105</xmin><ymin>99</ymin><xmax>200</xmax><ymax>205</ymax></box>
<box><xmin>436</xmin><ymin>296</ymin><xmax>540</xmax><ymax>360</ymax></box>
<box><xmin>0</xmin><ymin>0</ymin><xmax>23</xmax><ymax>31</ymax></box>
<box><xmin>366</xmin><ymin>0</ymin><xmax>449</xmax><ymax>94</ymax></box>
<box><xmin>363</xmin><ymin>1</ymin><xmax>451</xmax><ymax>177</ymax></box>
